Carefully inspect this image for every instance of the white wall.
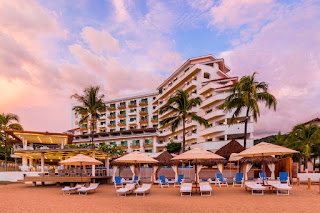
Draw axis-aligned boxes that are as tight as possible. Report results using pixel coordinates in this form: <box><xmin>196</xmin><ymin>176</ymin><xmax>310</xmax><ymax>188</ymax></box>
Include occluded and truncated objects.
<box><xmin>0</xmin><ymin>172</ymin><xmax>40</xmax><ymax>182</ymax></box>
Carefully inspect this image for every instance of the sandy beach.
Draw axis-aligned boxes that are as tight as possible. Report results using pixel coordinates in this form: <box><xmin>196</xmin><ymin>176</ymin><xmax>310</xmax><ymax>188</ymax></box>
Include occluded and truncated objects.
<box><xmin>0</xmin><ymin>183</ymin><xmax>319</xmax><ymax>213</ymax></box>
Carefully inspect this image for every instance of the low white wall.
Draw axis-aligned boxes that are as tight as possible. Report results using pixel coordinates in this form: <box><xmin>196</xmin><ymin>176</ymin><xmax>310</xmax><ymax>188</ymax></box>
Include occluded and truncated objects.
<box><xmin>0</xmin><ymin>172</ymin><xmax>40</xmax><ymax>182</ymax></box>
<box><xmin>297</xmin><ymin>173</ymin><xmax>320</xmax><ymax>182</ymax></box>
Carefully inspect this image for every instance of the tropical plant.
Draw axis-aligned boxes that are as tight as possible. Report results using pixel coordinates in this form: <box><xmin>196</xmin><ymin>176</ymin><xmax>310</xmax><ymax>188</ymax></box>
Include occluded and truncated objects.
<box><xmin>165</xmin><ymin>141</ymin><xmax>181</xmax><ymax>153</ymax></box>
<box><xmin>0</xmin><ymin>113</ymin><xmax>23</xmax><ymax>171</ymax></box>
<box><xmin>223</xmin><ymin>72</ymin><xmax>277</xmax><ymax>149</ymax></box>
<box><xmin>71</xmin><ymin>86</ymin><xmax>106</xmax><ymax>148</ymax></box>
<box><xmin>269</xmin><ymin>132</ymin><xmax>289</xmax><ymax>146</ymax></box>
<box><xmin>159</xmin><ymin>90</ymin><xmax>209</xmax><ymax>152</ymax></box>
<box><xmin>289</xmin><ymin>122</ymin><xmax>320</xmax><ymax>172</ymax></box>
<box><xmin>98</xmin><ymin>143</ymin><xmax>124</xmax><ymax>157</ymax></box>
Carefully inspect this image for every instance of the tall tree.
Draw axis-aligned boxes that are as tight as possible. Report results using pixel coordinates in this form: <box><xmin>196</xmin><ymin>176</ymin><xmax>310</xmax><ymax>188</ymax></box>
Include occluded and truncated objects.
<box><xmin>223</xmin><ymin>72</ymin><xmax>277</xmax><ymax>149</ymax></box>
<box><xmin>71</xmin><ymin>86</ymin><xmax>106</xmax><ymax>148</ymax></box>
<box><xmin>290</xmin><ymin>121</ymin><xmax>320</xmax><ymax>172</ymax></box>
<box><xmin>0</xmin><ymin>113</ymin><xmax>23</xmax><ymax>171</ymax></box>
<box><xmin>159</xmin><ymin>90</ymin><xmax>209</xmax><ymax>152</ymax></box>
<box><xmin>269</xmin><ymin>131</ymin><xmax>289</xmax><ymax>146</ymax></box>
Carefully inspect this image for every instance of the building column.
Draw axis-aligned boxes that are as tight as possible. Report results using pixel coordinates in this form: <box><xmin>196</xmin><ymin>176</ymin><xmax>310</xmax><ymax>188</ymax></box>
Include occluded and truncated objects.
<box><xmin>92</xmin><ymin>152</ymin><xmax>95</xmax><ymax>177</ymax></box>
<box><xmin>61</xmin><ymin>138</ymin><xmax>64</xmax><ymax>149</ymax></box>
<box><xmin>153</xmin><ymin>136</ymin><xmax>157</xmax><ymax>153</ymax></box>
<box><xmin>224</xmin><ymin>135</ymin><xmax>228</xmax><ymax>141</ymax></box>
<box><xmin>105</xmin><ymin>157</ymin><xmax>110</xmax><ymax>176</ymax></box>
<box><xmin>41</xmin><ymin>153</ymin><xmax>45</xmax><ymax>173</ymax></box>
<box><xmin>29</xmin><ymin>158</ymin><xmax>33</xmax><ymax>167</ymax></box>
<box><xmin>22</xmin><ymin>136</ymin><xmax>26</xmax><ymax>150</ymax></box>
<box><xmin>22</xmin><ymin>156</ymin><xmax>28</xmax><ymax>166</ymax></box>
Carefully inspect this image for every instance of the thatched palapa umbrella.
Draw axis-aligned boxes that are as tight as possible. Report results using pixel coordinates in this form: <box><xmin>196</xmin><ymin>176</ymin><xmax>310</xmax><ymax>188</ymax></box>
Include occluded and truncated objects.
<box><xmin>114</xmin><ymin>151</ymin><xmax>158</xmax><ymax>181</ymax></box>
<box><xmin>60</xmin><ymin>154</ymin><xmax>102</xmax><ymax>182</ymax></box>
<box><xmin>171</xmin><ymin>148</ymin><xmax>225</xmax><ymax>185</ymax></box>
<box><xmin>238</xmin><ymin>142</ymin><xmax>298</xmax><ymax>179</ymax></box>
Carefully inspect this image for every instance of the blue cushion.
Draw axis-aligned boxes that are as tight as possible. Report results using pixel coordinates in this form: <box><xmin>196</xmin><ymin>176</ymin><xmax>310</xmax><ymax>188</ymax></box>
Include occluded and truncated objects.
<box><xmin>279</xmin><ymin>172</ymin><xmax>288</xmax><ymax>181</ymax></box>
<box><xmin>115</xmin><ymin>176</ymin><xmax>121</xmax><ymax>184</ymax></box>
<box><xmin>234</xmin><ymin>173</ymin><xmax>243</xmax><ymax>182</ymax></box>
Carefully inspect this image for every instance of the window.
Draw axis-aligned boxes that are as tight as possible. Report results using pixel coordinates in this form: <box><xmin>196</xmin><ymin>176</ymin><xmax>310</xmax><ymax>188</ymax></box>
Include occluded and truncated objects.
<box><xmin>159</xmin><ymin>88</ymin><xmax>163</xmax><ymax>94</ymax></box>
<box><xmin>130</xmin><ymin>126</ymin><xmax>137</xmax><ymax>130</ymax></box>
<box><xmin>120</xmin><ymin>110</ymin><xmax>126</xmax><ymax>115</ymax></box>
<box><xmin>130</xmin><ymin>109</ymin><xmax>136</xmax><ymax>113</ymax></box>
<box><xmin>120</xmin><ymin>119</ymin><xmax>126</xmax><ymax>124</ymax></box>
<box><xmin>100</xmin><ymin>129</ymin><xmax>106</xmax><ymax>133</ymax></box>
<box><xmin>110</xmin><ymin>121</ymin><xmax>116</xmax><ymax>125</ymax></box>
<box><xmin>184</xmin><ymin>67</ymin><xmax>190</xmax><ymax>72</ymax></box>
<box><xmin>145</xmin><ymin>148</ymin><xmax>152</xmax><ymax>153</ymax></box>
<box><xmin>204</xmin><ymin>72</ymin><xmax>210</xmax><ymax>79</ymax></box>
<box><xmin>152</xmin><ymin>115</ymin><xmax>158</xmax><ymax>120</ymax></box>
<box><xmin>100</xmin><ymin>121</ymin><xmax>106</xmax><ymax>125</ymax></box>
<box><xmin>121</xmin><ymin>141</ymin><xmax>127</xmax><ymax>146</ymax></box>
<box><xmin>153</xmin><ymin>106</ymin><xmax>156</xmax><ymax>109</ymax></box>
<box><xmin>142</xmin><ymin>125</ymin><xmax>147</xmax><ymax>129</ymax></box>
<box><xmin>130</xmin><ymin>100</ymin><xmax>136</xmax><ymax>105</ymax></box>
<box><xmin>130</xmin><ymin>117</ymin><xmax>136</xmax><ymax>122</ymax></box>
<box><xmin>110</xmin><ymin>142</ymin><xmax>116</xmax><ymax>145</ymax></box>
<box><xmin>101</xmin><ymin>113</ymin><xmax>106</xmax><ymax>116</ymax></box>
<box><xmin>153</xmin><ymin>97</ymin><xmax>156</xmax><ymax>100</ymax></box>
<box><xmin>132</xmin><ymin>140</ymin><xmax>140</xmax><ymax>146</ymax></box>
<box><xmin>120</xmin><ymin>128</ymin><xmax>126</xmax><ymax>131</ymax></box>
<box><xmin>119</xmin><ymin>102</ymin><xmax>126</xmax><ymax>106</ymax></box>
<box><xmin>141</xmin><ymin>107</ymin><xmax>148</xmax><ymax>112</ymax></box>
<box><xmin>82</xmin><ymin>124</ymin><xmax>87</xmax><ymax>128</ymax></box>
<box><xmin>153</xmin><ymin>124</ymin><xmax>158</xmax><ymax>128</ymax></box>
<box><xmin>110</xmin><ymin>112</ymin><xmax>116</xmax><ymax>116</ymax></box>
<box><xmin>192</xmin><ymin>129</ymin><xmax>197</xmax><ymax>134</ymax></box>
<box><xmin>174</xmin><ymin>136</ymin><xmax>178</xmax><ymax>140</ymax></box>
<box><xmin>145</xmin><ymin>139</ymin><xmax>152</xmax><ymax>145</ymax></box>
<box><xmin>141</xmin><ymin>116</ymin><xmax>148</xmax><ymax>121</ymax></box>
<box><xmin>110</xmin><ymin>129</ymin><xmax>115</xmax><ymax>132</ymax></box>
<box><xmin>83</xmin><ymin>131</ymin><xmax>87</xmax><ymax>135</ymax></box>
<box><xmin>141</xmin><ymin>98</ymin><xmax>148</xmax><ymax>103</ymax></box>
<box><xmin>206</xmin><ymin>138</ymin><xmax>213</xmax><ymax>142</ymax></box>
<box><xmin>110</xmin><ymin>103</ymin><xmax>115</xmax><ymax>108</ymax></box>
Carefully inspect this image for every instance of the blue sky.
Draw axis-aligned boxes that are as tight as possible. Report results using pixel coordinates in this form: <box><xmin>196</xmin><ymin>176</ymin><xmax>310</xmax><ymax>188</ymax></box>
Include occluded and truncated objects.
<box><xmin>0</xmin><ymin>0</ymin><xmax>319</xmax><ymax>138</ymax></box>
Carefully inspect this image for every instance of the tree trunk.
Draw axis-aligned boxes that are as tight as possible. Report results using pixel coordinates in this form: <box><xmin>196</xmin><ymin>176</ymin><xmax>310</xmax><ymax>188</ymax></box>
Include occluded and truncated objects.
<box><xmin>304</xmin><ymin>156</ymin><xmax>308</xmax><ymax>173</ymax></box>
<box><xmin>182</xmin><ymin>117</ymin><xmax>186</xmax><ymax>153</ymax></box>
<box><xmin>91</xmin><ymin>115</ymin><xmax>95</xmax><ymax>149</ymax></box>
<box><xmin>313</xmin><ymin>157</ymin><xmax>316</xmax><ymax>172</ymax></box>
<box><xmin>243</xmin><ymin>107</ymin><xmax>250</xmax><ymax>149</ymax></box>
<box><xmin>4</xmin><ymin>136</ymin><xmax>7</xmax><ymax>172</ymax></box>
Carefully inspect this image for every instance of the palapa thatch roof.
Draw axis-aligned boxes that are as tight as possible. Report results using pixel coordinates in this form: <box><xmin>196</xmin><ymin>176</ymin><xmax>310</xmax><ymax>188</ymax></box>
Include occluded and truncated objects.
<box><xmin>215</xmin><ymin>140</ymin><xmax>244</xmax><ymax>159</ymax></box>
<box><xmin>191</xmin><ymin>158</ymin><xmax>227</xmax><ymax>166</ymax></box>
<box><xmin>153</xmin><ymin>151</ymin><xmax>179</xmax><ymax>166</ymax></box>
<box><xmin>240</xmin><ymin>156</ymin><xmax>279</xmax><ymax>165</ymax></box>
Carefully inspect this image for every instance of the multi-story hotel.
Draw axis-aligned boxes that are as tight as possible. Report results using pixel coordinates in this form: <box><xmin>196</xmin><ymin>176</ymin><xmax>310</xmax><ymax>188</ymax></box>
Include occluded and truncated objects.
<box><xmin>70</xmin><ymin>55</ymin><xmax>254</xmax><ymax>153</ymax></box>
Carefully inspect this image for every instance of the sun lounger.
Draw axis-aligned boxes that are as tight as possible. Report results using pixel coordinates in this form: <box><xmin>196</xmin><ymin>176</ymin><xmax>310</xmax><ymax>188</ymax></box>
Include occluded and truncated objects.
<box><xmin>245</xmin><ymin>182</ymin><xmax>266</xmax><ymax>195</ymax></box>
<box><xmin>62</xmin><ymin>184</ymin><xmax>83</xmax><ymax>195</ymax></box>
<box><xmin>216</xmin><ymin>173</ymin><xmax>228</xmax><ymax>187</ymax></box>
<box><xmin>174</xmin><ymin>175</ymin><xmax>184</xmax><ymax>188</ymax></box>
<box><xmin>134</xmin><ymin>184</ymin><xmax>152</xmax><ymax>197</ymax></box>
<box><xmin>200</xmin><ymin>182</ymin><xmax>212</xmax><ymax>196</ymax></box>
<box><xmin>78</xmin><ymin>183</ymin><xmax>99</xmax><ymax>195</ymax></box>
<box><xmin>180</xmin><ymin>183</ymin><xmax>192</xmax><ymax>197</ymax></box>
<box><xmin>159</xmin><ymin>175</ymin><xmax>169</xmax><ymax>188</ymax></box>
<box><xmin>116</xmin><ymin>183</ymin><xmax>136</xmax><ymax>197</ymax></box>
<box><xmin>207</xmin><ymin>178</ymin><xmax>216</xmax><ymax>184</ymax></box>
<box><xmin>268</xmin><ymin>180</ymin><xmax>292</xmax><ymax>195</ymax></box>
<box><xmin>277</xmin><ymin>172</ymin><xmax>290</xmax><ymax>185</ymax></box>
<box><xmin>233</xmin><ymin>173</ymin><xmax>244</xmax><ymax>187</ymax></box>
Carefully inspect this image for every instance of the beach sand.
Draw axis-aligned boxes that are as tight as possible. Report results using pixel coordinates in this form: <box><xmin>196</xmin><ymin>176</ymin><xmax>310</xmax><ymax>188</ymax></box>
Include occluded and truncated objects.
<box><xmin>0</xmin><ymin>183</ymin><xmax>319</xmax><ymax>213</ymax></box>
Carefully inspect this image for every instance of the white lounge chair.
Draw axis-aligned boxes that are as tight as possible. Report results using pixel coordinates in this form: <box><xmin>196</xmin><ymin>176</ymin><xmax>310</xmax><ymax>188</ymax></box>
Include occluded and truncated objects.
<box><xmin>269</xmin><ymin>181</ymin><xmax>292</xmax><ymax>195</ymax></box>
<box><xmin>62</xmin><ymin>184</ymin><xmax>83</xmax><ymax>195</ymax></box>
<box><xmin>245</xmin><ymin>182</ymin><xmax>266</xmax><ymax>195</ymax></box>
<box><xmin>200</xmin><ymin>182</ymin><xmax>212</xmax><ymax>196</ymax></box>
<box><xmin>134</xmin><ymin>184</ymin><xmax>152</xmax><ymax>197</ymax></box>
<box><xmin>116</xmin><ymin>183</ymin><xmax>136</xmax><ymax>197</ymax></box>
<box><xmin>78</xmin><ymin>183</ymin><xmax>99</xmax><ymax>195</ymax></box>
<box><xmin>180</xmin><ymin>183</ymin><xmax>192</xmax><ymax>197</ymax></box>
<box><xmin>207</xmin><ymin>178</ymin><xmax>216</xmax><ymax>184</ymax></box>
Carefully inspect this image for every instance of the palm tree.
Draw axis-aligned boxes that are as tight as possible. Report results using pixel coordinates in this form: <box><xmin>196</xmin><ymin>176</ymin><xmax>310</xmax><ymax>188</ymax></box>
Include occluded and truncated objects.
<box><xmin>71</xmin><ymin>86</ymin><xmax>106</xmax><ymax>148</ymax></box>
<box><xmin>290</xmin><ymin>121</ymin><xmax>320</xmax><ymax>172</ymax></box>
<box><xmin>0</xmin><ymin>113</ymin><xmax>23</xmax><ymax>171</ymax></box>
<box><xmin>223</xmin><ymin>72</ymin><xmax>277</xmax><ymax>149</ymax></box>
<box><xmin>159</xmin><ymin>90</ymin><xmax>209</xmax><ymax>152</ymax></box>
<box><xmin>269</xmin><ymin>131</ymin><xmax>289</xmax><ymax>146</ymax></box>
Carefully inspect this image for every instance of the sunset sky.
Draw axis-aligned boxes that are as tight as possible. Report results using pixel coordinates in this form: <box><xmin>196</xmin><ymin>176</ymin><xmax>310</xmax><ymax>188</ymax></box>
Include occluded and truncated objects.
<box><xmin>0</xmin><ymin>0</ymin><xmax>319</xmax><ymax>138</ymax></box>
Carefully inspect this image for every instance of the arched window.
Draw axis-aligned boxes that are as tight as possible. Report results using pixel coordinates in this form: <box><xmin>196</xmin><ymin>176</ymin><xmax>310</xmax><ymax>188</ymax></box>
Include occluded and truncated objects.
<box><xmin>204</xmin><ymin>72</ymin><xmax>210</xmax><ymax>79</ymax></box>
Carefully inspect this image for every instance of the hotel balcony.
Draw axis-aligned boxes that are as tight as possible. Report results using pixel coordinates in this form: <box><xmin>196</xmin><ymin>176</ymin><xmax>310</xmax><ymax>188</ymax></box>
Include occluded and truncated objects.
<box><xmin>203</xmin><ymin>109</ymin><xmax>224</xmax><ymax>120</ymax></box>
<box><xmin>130</xmin><ymin>142</ymin><xmax>140</xmax><ymax>148</ymax></box>
<box><xmin>143</xmin><ymin>141</ymin><xmax>153</xmax><ymax>148</ymax></box>
<box><xmin>198</xmin><ymin>125</ymin><xmax>225</xmax><ymax>136</ymax></box>
<box><xmin>118</xmin><ymin>122</ymin><xmax>126</xmax><ymax>126</ymax></box>
<box><xmin>151</xmin><ymin>118</ymin><xmax>158</xmax><ymax>123</ymax></box>
<box><xmin>108</xmin><ymin>123</ymin><xmax>116</xmax><ymax>128</ymax></box>
<box><xmin>80</xmin><ymin>127</ymin><xmax>88</xmax><ymax>131</ymax></box>
<box><xmin>201</xmin><ymin>92</ymin><xmax>229</xmax><ymax>108</ymax></box>
<box><xmin>128</xmin><ymin>110</ymin><xmax>137</xmax><ymax>116</ymax></box>
<box><xmin>139</xmin><ymin>110</ymin><xmax>148</xmax><ymax>115</ymax></box>
<box><xmin>139</xmin><ymin>120</ymin><xmax>148</xmax><ymax>124</ymax></box>
<box><xmin>128</xmin><ymin>102</ymin><xmax>137</xmax><ymax>108</ymax></box>
<box><xmin>185</xmin><ymin>132</ymin><xmax>198</xmax><ymax>141</ymax></box>
<box><xmin>129</xmin><ymin>119</ymin><xmax>137</xmax><ymax>125</ymax></box>
<box><xmin>107</xmin><ymin>106</ymin><xmax>116</xmax><ymax>111</ymax></box>
<box><xmin>117</xmin><ymin>103</ymin><xmax>126</xmax><ymax>109</ymax></box>
<box><xmin>119</xmin><ymin>141</ymin><xmax>128</xmax><ymax>149</ymax></box>
<box><xmin>139</xmin><ymin>101</ymin><xmax>148</xmax><ymax>106</ymax></box>
<box><xmin>118</xmin><ymin>113</ymin><xmax>126</xmax><ymax>118</ymax></box>
<box><xmin>107</xmin><ymin>115</ymin><xmax>116</xmax><ymax>119</ymax></box>
<box><xmin>183</xmin><ymin>80</ymin><xmax>197</xmax><ymax>91</ymax></box>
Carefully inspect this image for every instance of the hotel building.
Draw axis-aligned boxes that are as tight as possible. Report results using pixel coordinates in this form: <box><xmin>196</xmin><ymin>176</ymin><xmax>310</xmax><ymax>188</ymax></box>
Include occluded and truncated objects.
<box><xmin>70</xmin><ymin>55</ymin><xmax>254</xmax><ymax>153</ymax></box>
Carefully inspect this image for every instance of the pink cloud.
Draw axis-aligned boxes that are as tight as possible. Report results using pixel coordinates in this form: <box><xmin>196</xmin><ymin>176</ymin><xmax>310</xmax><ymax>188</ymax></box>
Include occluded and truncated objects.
<box><xmin>81</xmin><ymin>27</ymin><xmax>120</xmax><ymax>54</ymax></box>
<box><xmin>221</xmin><ymin>1</ymin><xmax>320</xmax><ymax>137</ymax></box>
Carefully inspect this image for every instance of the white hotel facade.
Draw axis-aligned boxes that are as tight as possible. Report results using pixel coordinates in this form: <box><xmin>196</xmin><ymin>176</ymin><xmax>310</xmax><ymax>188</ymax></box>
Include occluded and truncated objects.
<box><xmin>70</xmin><ymin>55</ymin><xmax>254</xmax><ymax>153</ymax></box>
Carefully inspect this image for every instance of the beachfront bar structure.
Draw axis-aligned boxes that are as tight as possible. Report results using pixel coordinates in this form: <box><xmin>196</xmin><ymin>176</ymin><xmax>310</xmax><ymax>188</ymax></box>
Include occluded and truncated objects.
<box><xmin>70</xmin><ymin>55</ymin><xmax>254</xmax><ymax>154</ymax></box>
<box><xmin>6</xmin><ymin>130</ymin><xmax>112</xmax><ymax>174</ymax></box>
